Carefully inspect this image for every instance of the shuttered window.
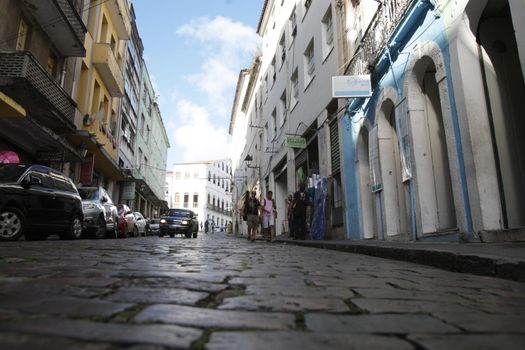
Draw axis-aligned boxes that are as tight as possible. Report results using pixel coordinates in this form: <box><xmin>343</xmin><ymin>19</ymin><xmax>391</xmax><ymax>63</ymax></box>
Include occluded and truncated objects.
<box><xmin>330</xmin><ymin>119</ymin><xmax>340</xmax><ymax>174</ymax></box>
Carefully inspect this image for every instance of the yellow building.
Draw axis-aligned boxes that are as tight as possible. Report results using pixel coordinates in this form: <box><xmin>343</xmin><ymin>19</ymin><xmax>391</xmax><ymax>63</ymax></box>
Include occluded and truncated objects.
<box><xmin>68</xmin><ymin>0</ymin><xmax>132</xmax><ymax>198</ymax></box>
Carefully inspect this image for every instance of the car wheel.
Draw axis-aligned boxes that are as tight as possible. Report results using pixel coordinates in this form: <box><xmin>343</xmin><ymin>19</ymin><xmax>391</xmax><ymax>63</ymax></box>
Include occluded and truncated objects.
<box><xmin>60</xmin><ymin>213</ymin><xmax>83</xmax><ymax>240</ymax></box>
<box><xmin>192</xmin><ymin>232</ymin><xmax>198</xmax><ymax>238</ymax></box>
<box><xmin>169</xmin><ymin>233</ymin><xmax>174</xmax><ymax>238</ymax></box>
<box><xmin>185</xmin><ymin>230</ymin><xmax>192</xmax><ymax>238</ymax></box>
<box><xmin>133</xmin><ymin>226</ymin><xmax>139</xmax><ymax>237</ymax></box>
<box><xmin>0</xmin><ymin>207</ymin><xmax>25</xmax><ymax>241</ymax></box>
<box><xmin>93</xmin><ymin>216</ymin><xmax>106</xmax><ymax>239</ymax></box>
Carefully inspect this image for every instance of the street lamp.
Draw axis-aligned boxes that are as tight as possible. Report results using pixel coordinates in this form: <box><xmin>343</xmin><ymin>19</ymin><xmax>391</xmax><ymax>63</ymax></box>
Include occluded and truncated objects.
<box><xmin>244</xmin><ymin>154</ymin><xmax>260</xmax><ymax>169</ymax></box>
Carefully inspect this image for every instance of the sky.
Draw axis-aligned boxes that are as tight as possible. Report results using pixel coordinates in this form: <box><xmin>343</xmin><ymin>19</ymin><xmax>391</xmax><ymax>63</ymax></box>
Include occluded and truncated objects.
<box><xmin>132</xmin><ymin>0</ymin><xmax>263</xmax><ymax>167</ymax></box>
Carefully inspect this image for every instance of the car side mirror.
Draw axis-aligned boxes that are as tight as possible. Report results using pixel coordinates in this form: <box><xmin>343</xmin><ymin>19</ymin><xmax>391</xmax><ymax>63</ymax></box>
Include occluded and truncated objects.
<box><xmin>21</xmin><ymin>177</ymin><xmax>31</xmax><ymax>189</ymax></box>
<box><xmin>23</xmin><ymin>176</ymin><xmax>41</xmax><ymax>188</ymax></box>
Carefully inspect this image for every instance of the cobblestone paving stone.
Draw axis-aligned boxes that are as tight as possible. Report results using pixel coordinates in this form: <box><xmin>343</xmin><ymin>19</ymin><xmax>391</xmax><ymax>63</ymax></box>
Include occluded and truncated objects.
<box><xmin>0</xmin><ymin>232</ymin><xmax>524</xmax><ymax>349</ymax></box>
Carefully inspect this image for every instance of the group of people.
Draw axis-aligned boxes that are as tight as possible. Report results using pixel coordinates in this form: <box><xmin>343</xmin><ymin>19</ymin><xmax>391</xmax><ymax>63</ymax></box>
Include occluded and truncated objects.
<box><xmin>242</xmin><ymin>190</ymin><xmax>277</xmax><ymax>242</ymax></box>
<box><xmin>241</xmin><ymin>184</ymin><xmax>311</xmax><ymax>242</ymax></box>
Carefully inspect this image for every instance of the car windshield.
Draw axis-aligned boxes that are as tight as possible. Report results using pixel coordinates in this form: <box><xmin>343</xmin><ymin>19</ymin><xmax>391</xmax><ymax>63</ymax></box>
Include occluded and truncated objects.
<box><xmin>78</xmin><ymin>188</ymin><xmax>99</xmax><ymax>200</ymax></box>
<box><xmin>150</xmin><ymin>219</ymin><xmax>160</xmax><ymax>224</ymax></box>
<box><xmin>0</xmin><ymin>164</ymin><xmax>29</xmax><ymax>183</ymax></box>
<box><xmin>167</xmin><ymin>209</ymin><xmax>192</xmax><ymax>218</ymax></box>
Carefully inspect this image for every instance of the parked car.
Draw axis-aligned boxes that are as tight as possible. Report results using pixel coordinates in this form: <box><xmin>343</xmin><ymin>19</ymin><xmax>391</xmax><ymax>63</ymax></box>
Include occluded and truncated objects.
<box><xmin>159</xmin><ymin>208</ymin><xmax>198</xmax><ymax>238</ymax></box>
<box><xmin>116</xmin><ymin>204</ymin><xmax>137</xmax><ymax>238</ymax></box>
<box><xmin>78</xmin><ymin>187</ymin><xmax>118</xmax><ymax>239</ymax></box>
<box><xmin>146</xmin><ymin>218</ymin><xmax>160</xmax><ymax>236</ymax></box>
<box><xmin>0</xmin><ymin>164</ymin><xmax>83</xmax><ymax>241</ymax></box>
<box><xmin>134</xmin><ymin>212</ymin><xmax>147</xmax><ymax>236</ymax></box>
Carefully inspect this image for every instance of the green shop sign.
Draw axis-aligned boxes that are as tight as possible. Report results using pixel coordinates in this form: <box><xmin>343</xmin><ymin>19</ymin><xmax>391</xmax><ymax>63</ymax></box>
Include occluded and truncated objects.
<box><xmin>286</xmin><ymin>136</ymin><xmax>306</xmax><ymax>149</ymax></box>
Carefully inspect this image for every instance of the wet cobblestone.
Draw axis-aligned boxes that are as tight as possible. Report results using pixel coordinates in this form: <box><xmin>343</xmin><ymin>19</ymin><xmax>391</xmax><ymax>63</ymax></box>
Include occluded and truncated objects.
<box><xmin>0</xmin><ymin>233</ymin><xmax>524</xmax><ymax>349</ymax></box>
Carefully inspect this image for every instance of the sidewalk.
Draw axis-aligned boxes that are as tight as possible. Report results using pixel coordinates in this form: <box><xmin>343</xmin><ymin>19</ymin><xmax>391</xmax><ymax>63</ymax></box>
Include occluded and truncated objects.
<box><xmin>275</xmin><ymin>237</ymin><xmax>525</xmax><ymax>282</ymax></box>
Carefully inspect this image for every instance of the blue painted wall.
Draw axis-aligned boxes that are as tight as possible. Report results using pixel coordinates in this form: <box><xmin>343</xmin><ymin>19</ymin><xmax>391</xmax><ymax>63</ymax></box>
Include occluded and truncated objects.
<box><xmin>340</xmin><ymin>0</ymin><xmax>472</xmax><ymax>240</ymax></box>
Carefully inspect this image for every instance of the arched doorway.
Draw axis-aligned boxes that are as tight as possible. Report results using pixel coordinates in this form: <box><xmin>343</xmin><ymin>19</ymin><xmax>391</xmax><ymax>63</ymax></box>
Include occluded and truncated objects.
<box><xmin>357</xmin><ymin>126</ymin><xmax>377</xmax><ymax>239</ymax></box>
<box><xmin>378</xmin><ymin>99</ymin><xmax>408</xmax><ymax>237</ymax></box>
<box><xmin>411</xmin><ymin>58</ymin><xmax>457</xmax><ymax>235</ymax></box>
<box><xmin>478</xmin><ymin>1</ymin><xmax>525</xmax><ymax>229</ymax></box>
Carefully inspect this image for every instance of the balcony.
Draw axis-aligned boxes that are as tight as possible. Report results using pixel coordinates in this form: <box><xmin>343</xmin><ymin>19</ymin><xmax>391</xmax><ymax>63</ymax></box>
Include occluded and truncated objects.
<box><xmin>106</xmin><ymin>0</ymin><xmax>132</xmax><ymax>40</ymax></box>
<box><xmin>347</xmin><ymin>0</ymin><xmax>412</xmax><ymax>76</ymax></box>
<box><xmin>22</xmin><ymin>0</ymin><xmax>87</xmax><ymax>57</ymax></box>
<box><xmin>93</xmin><ymin>43</ymin><xmax>124</xmax><ymax>97</ymax></box>
<box><xmin>0</xmin><ymin>50</ymin><xmax>76</xmax><ymax>131</ymax></box>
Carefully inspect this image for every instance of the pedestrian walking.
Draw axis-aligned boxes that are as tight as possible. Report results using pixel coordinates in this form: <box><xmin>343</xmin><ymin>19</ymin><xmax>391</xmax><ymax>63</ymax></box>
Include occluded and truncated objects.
<box><xmin>204</xmin><ymin>220</ymin><xmax>209</xmax><ymax>234</ymax></box>
<box><xmin>243</xmin><ymin>190</ymin><xmax>261</xmax><ymax>242</ymax></box>
<box><xmin>261</xmin><ymin>190</ymin><xmax>277</xmax><ymax>242</ymax></box>
<box><xmin>292</xmin><ymin>184</ymin><xmax>311</xmax><ymax>240</ymax></box>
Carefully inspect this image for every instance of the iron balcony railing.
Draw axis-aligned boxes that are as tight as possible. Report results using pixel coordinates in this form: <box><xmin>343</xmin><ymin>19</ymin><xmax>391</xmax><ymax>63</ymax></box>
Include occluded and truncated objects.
<box><xmin>346</xmin><ymin>0</ymin><xmax>412</xmax><ymax>76</ymax></box>
<box><xmin>0</xmin><ymin>50</ymin><xmax>76</xmax><ymax>124</ymax></box>
<box><xmin>56</xmin><ymin>0</ymin><xmax>87</xmax><ymax>45</ymax></box>
<box><xmin>22</xmin><ymin>0</ymin><xmax>87</xmax><ymax>56</ymax></box>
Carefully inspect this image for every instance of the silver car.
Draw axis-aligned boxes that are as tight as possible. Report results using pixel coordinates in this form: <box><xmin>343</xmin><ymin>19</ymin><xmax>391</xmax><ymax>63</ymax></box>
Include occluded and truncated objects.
<box><xmin>78</xmin><ymin>187</ymin><xmax>118</xmax><ymax>238</ymax></box>
<box><xmin>134</xmin><ymin>212</ymin><xmax>147</xmax><ymax>236</ymax></box>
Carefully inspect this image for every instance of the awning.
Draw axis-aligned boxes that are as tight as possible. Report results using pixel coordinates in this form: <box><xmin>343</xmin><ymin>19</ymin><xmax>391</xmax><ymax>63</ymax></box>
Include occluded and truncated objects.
<box><xmin>0</xmin><ymin>91</ymin><xmax>26</xmax><ymax>118</ymax></box>
<box><xmin>67</xmin><ymin>131</ymin><xmax>126</xmax><ymax>181</ymax></box>
<box><xmin>0</xmin><ymin>115</ymin><xmax>83</xmax><ymax>162</ymax></box>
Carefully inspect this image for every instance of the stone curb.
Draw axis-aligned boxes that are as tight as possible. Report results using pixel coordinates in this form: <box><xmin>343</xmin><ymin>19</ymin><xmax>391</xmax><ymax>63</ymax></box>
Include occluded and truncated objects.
<box><xmin>276</xmin><ymin>239</ymin><xmax>525</xmax><ymax>283</ymax></box>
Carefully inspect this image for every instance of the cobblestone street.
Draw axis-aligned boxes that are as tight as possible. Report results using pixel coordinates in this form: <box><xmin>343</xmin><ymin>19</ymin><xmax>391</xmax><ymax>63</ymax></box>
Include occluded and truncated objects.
<box><xmin>0</xmin><ymin>233</ymin><xmax>524</xmax><ymax>349</ymax></box>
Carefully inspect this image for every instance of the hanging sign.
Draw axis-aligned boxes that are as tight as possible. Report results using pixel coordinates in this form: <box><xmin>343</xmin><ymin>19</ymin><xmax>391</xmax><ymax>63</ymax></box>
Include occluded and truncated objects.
<box><xmin>286</xmin><ymin>135</ymin><xmax>306</xmax><ymax>148</ymax></box>
<box><xmin>121</xmin><ymin>181</ymin><xmax>136</xmax><ymax>201</ymax></box>
<box><xmin>79</xmin><ymin>154</ymin><xmax>95</xmax><ymax>185</ymax></box>
<box><xmin>332</xmin><ymin>75</ymin><xmax>372</xmax><ymax>98</ymax></box>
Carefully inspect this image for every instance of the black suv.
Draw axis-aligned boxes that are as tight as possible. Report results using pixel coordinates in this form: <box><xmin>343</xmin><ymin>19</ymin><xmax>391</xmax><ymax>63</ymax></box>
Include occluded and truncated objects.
<box><xmin>159</xmin><ymin>208</ymin><xmax>198</xmax><ymax>238</ymax></box>
<box><xmin>0</xmin><ymin>164</ymin><xmax>83</xmax><ymax>241</ymax></box>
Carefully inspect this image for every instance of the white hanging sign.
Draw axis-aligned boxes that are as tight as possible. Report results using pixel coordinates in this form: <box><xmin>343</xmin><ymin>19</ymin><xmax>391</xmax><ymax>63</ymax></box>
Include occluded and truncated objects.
<box><xmin>332</xmin><ymin>75</ymin><xmax>372</xmax><ymax>98</ymax></box>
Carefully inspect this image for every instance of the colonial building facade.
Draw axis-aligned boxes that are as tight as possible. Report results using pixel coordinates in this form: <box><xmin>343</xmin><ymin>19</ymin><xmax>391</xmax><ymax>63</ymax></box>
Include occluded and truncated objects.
<box><xmin>166</xmin><ymin>160</ymin><xmax>233</xmax><ymax>231</ymax></box>
<box><xmin>0</xmin><ymin>0</ymin><xmax>169</xmax><ymax>219</ymax></box>
<box><xmin>232</xmin><ymin>0</ymin><xmax>525</xmax><ymax>242</ymax></box>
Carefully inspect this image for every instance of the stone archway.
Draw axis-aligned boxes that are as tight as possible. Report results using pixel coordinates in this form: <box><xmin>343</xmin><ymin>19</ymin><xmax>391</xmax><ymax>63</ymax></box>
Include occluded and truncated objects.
<box><xmin>376</xmin><ymin>93</ymin><xmax>409</xmax><ymax>238</ymax></box>
<box><xmin>476</xmin><ymin>0</ymin><xmax>525</xmax><ymax>229</ymax></box>
<box><xmin>356</xmin><ymin>123</ymin><xmax>377</xmax><ymax>239</ymax></box>
<box><xmin>405</xmin><ymin>41</ymin><xmax>462</xmax><ymax>237</ymax></box>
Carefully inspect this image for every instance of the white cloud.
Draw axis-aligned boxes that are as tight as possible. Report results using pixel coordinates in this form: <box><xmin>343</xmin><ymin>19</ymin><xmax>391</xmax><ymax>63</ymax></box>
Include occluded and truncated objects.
<box><xmin>176</xmin><ymin>16</ymin><xmax>260</xmax><ymax>117</ymax></box>
<box><xmin>176</xmin><ymin>16</ymin><xmax>260</xmax><ymax>59</ymax></box>
<box><xmin>163</xmin><ymin>16</ymin><xmax>259</xmax><ymax>163</ymax></box>
<box><xmin>170</xmin><ymin>100</ymin><xmax>231</xmax><ymax>162</ymax></box>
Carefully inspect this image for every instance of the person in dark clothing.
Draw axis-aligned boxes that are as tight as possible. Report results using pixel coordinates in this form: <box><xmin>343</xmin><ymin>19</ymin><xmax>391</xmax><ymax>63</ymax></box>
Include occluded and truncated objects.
<box><xmin>243</xmin><ymin>190</ymin><xmax>261</xmax><ymax>242</ymax></box>
<box><xmin>292</xmin><ymin>184</ymin><xmax>311</xmax><ymax>240</ymax></box>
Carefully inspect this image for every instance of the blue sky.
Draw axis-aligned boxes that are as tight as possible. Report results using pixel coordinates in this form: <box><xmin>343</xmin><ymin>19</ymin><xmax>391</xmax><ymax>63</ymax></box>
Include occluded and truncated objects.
<box><xmin>132</xmin><ymin>0</ymin><xmax>262</xmax><ymax>166</ymax></box>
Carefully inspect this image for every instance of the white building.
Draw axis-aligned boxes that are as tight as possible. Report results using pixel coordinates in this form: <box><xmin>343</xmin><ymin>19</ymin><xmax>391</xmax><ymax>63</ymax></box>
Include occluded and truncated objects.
<box><xmin>165</xmin><ymin>160</ymin><xmax>233</xmax><ymax>231</ymax></box>
<box><xmin>230</xmin><ymin>0</ymin><xmax>347</xmax><ymax>238</ymax></box>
